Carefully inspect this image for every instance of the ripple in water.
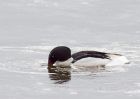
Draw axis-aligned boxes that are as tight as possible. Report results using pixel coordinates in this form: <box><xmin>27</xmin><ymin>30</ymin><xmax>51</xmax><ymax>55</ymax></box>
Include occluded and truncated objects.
<box><xmin>0</xmin><ymin>45</ymin><xmax>132</xmax><ymax>75</ymax></box>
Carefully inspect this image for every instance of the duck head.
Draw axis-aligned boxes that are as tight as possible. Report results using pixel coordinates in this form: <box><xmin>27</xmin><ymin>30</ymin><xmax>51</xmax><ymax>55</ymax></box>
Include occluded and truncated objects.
<box><xmin>48</xmin><ymin>46</ymin><xmax>71</xmax><ymax>68</ymax></box>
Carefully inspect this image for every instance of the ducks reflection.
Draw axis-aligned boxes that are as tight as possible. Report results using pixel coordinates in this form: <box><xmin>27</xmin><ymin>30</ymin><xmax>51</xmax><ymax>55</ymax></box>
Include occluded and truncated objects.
<box><xmin>47</xmin><ymin>65</ymin><xmax>106</xmax><ymax>84</ymax></box>
<box><xmin>48</xmin><ymin>66</ymin><xmax>71</xmax><ymax>84</ymax></box>
<box><xmin>77</xmin><ymin>65</ymin><xmax>106</xmax><ymax>73</ymax></box>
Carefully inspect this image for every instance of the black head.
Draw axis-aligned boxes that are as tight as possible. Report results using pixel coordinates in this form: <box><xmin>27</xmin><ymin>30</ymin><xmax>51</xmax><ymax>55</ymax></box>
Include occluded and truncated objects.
<box><xmin>48</xmin><ymin>46</ymin><xmax>71</xmax><ymax>68</ymax></box>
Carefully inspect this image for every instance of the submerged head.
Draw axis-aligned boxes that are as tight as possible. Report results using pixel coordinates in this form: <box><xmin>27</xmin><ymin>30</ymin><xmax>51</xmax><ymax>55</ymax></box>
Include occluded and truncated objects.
<box><xmin>48</xmin><ymin>46</ymin><xmax>71</xmax><ymax>68</ymax></box>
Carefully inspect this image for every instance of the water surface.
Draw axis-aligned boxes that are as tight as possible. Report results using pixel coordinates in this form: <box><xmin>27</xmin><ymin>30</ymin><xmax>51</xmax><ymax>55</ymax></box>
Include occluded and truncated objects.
<box><xmin>0</xmin><ymin>0</ymin><xmax>140</xmax><ymax>99</ymax></box>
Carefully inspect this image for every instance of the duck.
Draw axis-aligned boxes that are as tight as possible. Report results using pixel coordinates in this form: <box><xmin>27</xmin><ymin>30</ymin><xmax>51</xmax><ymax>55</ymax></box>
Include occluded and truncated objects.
<box><xmin>48</xmin><ymin>46</ymin><xmax>129</xmax><ymax>68</ymax></box>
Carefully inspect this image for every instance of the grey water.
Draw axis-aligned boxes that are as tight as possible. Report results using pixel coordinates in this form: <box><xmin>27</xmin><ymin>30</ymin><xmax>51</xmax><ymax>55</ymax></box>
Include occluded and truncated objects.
<box><xmin>0</xmin><ymin>0</ymin><xmax>140</xmax><ymax>99</ymax></box>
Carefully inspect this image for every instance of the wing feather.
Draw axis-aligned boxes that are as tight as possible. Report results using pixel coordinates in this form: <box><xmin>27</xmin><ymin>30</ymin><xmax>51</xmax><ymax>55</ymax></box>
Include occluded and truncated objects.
<box><xmin>71</xmin><ymin>51</ymin><xmax>111</xmax><ymax>63</ymax></box>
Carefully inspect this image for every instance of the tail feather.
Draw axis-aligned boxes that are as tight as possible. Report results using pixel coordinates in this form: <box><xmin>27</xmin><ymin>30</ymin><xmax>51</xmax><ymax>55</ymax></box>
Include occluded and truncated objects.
<box><xmin>106</xmin><ymin>53</ymin><xmax>130</xmax><ymax>66</ymax></box>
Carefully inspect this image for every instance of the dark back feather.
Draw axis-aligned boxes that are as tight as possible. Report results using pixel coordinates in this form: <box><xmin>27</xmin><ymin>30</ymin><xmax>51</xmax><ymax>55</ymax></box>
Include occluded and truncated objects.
<box><xmin>71</xmin><ymin>51</ymin><xmax>110</xmax><ymax>63</ymax></box>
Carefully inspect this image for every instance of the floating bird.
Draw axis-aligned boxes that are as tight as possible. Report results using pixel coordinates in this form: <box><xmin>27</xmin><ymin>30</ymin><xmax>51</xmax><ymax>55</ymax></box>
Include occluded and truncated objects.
<box><xmin>48</xmin><ymin>46</ymin><xmax>129</xmax><ymax>68</ymax></box>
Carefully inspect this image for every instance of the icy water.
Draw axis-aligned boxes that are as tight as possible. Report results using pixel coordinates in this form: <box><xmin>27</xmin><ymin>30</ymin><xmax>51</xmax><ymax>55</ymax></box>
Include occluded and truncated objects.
<box><xmin>0</xmin><ymin>0</ymin><xmax>140</xmax><ymax>99</ymax></box>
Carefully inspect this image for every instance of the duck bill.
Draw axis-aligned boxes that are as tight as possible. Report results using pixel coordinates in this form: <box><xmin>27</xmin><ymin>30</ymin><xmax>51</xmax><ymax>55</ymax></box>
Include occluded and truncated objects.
<box><xmin>48</xmin><ymin>60</ymin><xmax>54</xmax><ymax>68</ymax></box>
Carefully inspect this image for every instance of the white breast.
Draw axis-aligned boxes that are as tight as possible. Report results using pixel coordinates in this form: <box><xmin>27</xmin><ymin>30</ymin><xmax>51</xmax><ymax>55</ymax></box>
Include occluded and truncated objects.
<box><xmin>54</xmin><ymin>58</ymin><xmax>73</xmax><ymax>67</ymax></box>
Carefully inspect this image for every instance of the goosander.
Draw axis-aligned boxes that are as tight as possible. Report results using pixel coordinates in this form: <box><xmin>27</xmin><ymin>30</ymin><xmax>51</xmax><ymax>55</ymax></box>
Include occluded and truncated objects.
<box><xmin>48</xmin><ymin>46</ymin><xmax>129</xmax><ymax>68</ymax></box>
